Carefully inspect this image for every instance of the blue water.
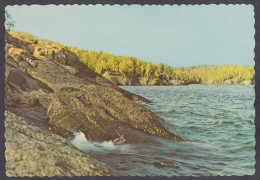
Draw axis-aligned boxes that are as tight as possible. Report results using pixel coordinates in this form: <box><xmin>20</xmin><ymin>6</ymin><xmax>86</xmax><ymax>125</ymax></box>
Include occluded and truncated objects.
<box><xmin>72</xmin><ymin>85</ymin><xmax>255</xmax><ymax>176</ymax></box>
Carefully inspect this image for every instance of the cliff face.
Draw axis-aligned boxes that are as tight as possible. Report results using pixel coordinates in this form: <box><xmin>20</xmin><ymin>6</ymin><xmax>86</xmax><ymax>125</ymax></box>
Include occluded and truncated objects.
<box><xmin>4</xmin><ymin>32</ymin><xmax>186</xmax><ymax>176</ymax></box>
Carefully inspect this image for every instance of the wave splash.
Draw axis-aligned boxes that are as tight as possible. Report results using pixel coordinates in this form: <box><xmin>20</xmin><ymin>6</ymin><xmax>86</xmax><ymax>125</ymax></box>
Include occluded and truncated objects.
<box><xmin>70</xmin><ymin>131</ymin><xmax>131</xmax><ymax>153</ymax></box>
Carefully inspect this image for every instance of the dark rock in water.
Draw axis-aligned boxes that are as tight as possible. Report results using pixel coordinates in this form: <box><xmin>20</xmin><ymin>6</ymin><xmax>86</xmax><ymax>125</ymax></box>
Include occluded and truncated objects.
<box><xmin>5</xmin><ymin>31</ymin><xmax>186</xmax><ymax>142</ymax></box>
<box><xmin>113</xmin><ymin>137</ymin><xmax>126</xmax><ymax>144</ymax></box>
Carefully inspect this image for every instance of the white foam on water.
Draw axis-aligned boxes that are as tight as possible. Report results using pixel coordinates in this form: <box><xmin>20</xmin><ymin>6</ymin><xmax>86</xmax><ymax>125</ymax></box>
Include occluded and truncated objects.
<box><xmin>100</xmin><ymin>141</ymin><xmax>116</xmax><ymax>150</ymax></box>
<box><xmin>70</xmin><ymin>131</ymin><xmax>100</xmax><ymax>152</ymax></box>
<box><xmin>70</xmin><ymin>131</ymin><xmax>132</xmax><ymax>153</ymax></box>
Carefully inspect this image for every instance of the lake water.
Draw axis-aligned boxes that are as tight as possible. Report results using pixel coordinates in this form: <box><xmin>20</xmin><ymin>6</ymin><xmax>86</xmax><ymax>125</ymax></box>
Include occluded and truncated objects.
<box><xmin>71</xmin><ymin>85</ymin><xmax>255</xmax><ymax>176</ymax></box>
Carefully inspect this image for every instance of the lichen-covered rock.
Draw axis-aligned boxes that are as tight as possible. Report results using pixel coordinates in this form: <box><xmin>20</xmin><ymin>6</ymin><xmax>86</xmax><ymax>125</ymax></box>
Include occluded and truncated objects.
<box><xmin>47</xmin><ymin>84</ymin><xmax>185</xmax><ymax>142</ymax></box>
<box><xmin>5</xmin><ymin>111</ymin><xmax>112</xmax><ymax>176</ymax></box>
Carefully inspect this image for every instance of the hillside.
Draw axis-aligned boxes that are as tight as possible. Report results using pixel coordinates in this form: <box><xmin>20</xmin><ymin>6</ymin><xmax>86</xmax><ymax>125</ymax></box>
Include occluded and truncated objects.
<box><xmin>9</xmin><ymin>30</ymin><xmax>255</xmax><ymax>86</ymax></box>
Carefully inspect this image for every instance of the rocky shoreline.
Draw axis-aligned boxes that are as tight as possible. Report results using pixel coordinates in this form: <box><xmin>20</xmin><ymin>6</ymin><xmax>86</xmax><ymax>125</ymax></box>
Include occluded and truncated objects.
<box><xmin>4</xmin><ymin>32</ymin><xmax>186</xmax><ymax>176</ymax></box>
<box><xmin>5</xmin><ymin>110</ymin><xmax>113</xmax><ymax>176</ymax></box>
<box><xmin>102</xmin><ymin>72</ymin><xmax>254</xmax><ymax>86</ymax></box>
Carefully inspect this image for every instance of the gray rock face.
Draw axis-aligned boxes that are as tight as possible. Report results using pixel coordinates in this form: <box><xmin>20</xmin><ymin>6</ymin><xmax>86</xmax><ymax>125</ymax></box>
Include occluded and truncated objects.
<box><xmin>47</xmin><ymin>84</ymin><xmax>185</xmax><ymax>142</ymax></box>
<box><xmin>5</xmin><ymin>111</ymin><xmax>112</xmax><ymax>176</ymax></box>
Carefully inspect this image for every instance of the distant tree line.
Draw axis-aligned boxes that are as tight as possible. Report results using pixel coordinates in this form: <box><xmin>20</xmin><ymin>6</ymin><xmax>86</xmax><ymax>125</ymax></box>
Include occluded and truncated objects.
<box><xmin>66</xmin><ymin>46</ymin><xmax>254</xmax><ymax>84</ymax></box>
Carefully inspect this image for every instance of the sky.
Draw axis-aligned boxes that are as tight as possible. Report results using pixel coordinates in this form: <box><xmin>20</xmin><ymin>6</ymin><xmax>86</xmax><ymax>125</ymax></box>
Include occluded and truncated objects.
<box><xmin>6</xmin><ymin>5</ymin><xmax>255</xmax><ymax>67</ymax></box>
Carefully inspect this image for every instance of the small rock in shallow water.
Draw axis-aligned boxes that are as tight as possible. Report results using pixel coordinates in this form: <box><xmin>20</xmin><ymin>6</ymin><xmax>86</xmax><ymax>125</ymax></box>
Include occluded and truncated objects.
<box><xmin>113</xmin><ymin>137</ymin><xmax>126</xmax><ymax>144</ymax></box>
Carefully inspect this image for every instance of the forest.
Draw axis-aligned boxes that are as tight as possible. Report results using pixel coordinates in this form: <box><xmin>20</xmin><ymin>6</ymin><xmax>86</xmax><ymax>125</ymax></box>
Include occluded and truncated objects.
<box><xmin>9</xmin><ymin>30</ymin><xmax>255</xmax><ymax>85</ymax></box>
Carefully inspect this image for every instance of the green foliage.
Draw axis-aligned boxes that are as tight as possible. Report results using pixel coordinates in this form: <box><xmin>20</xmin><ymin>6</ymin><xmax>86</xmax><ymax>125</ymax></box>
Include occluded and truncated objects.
<box><xmin>9</xmin><ymin>30</ymin><xmax>62</xmax><ymax>48</ymax></box>
<box><xmin>9</xmin><ymin>30</ymin><xmax>254</xmax><ymax>84</ymax></box>
<box><xmin>170</xmin><ymin>65</ymin><xmax>254</xmax><ymax>84</ymax></box>
<box><xmin>68</xmin><ymin>44</ymin><xmax>254</xmax><ymax>84</ymax></box>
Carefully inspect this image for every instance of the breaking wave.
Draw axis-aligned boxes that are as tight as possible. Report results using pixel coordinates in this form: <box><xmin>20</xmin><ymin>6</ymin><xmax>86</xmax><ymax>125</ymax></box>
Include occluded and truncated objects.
<box><xmin>70</xmin><ymin>131</ymin><xmax>131</xmax><ymax>153</ymax></box>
